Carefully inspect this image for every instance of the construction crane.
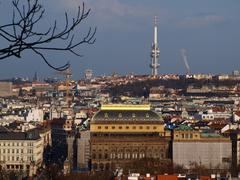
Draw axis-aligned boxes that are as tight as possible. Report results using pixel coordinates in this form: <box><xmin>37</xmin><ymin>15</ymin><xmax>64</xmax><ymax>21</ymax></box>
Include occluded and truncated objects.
<box><xmin>180</xmin><ymin>49</ymin><xmax>191</xmax><ymax>75</ymax></box>
<box><xmin>56</xmin><ymin>65</ymin><xmax>72</xmax><ymax>106</ymax></box>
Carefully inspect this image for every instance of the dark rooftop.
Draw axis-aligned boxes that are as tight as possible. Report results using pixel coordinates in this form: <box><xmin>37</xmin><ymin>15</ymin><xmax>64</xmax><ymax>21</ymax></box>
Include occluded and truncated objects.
<box><xmin>0</xmin><ymin>129</ymin><xmax>41</xmax><ymax>140</ymax></box>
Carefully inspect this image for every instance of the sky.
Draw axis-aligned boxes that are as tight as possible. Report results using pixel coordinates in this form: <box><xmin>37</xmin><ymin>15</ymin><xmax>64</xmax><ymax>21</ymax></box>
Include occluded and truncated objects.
<box><xmin>0</xmin><ymin>0</ymin><xmax>240</xmax><ymax>79</ymax></box>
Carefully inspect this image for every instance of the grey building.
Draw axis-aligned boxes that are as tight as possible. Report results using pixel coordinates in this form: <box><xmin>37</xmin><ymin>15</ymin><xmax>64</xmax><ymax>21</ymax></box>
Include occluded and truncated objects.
<box><xmin>173</xmin><ymin>140</ymin><xmax>232</xmax><ymax>169</ymax></box>
<box><xmin>77</xmin><ymin>131</ymin><xmax>90</xmax><ymax>170</ymax></box>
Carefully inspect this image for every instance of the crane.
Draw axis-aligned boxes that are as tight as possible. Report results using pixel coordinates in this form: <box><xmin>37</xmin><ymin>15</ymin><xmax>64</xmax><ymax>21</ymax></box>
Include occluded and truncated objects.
<box><xmin>56</xmin><ymin>65</ymin><xmax>72</xmax><ymax>106</ymax></box>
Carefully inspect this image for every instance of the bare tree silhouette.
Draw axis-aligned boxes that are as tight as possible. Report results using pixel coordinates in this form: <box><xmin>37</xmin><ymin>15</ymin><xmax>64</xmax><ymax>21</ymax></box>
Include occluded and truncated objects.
<box><xmin>0</xmin><ymin>0</ymin><xmax>96</xmax><ymax>71</ymax></box>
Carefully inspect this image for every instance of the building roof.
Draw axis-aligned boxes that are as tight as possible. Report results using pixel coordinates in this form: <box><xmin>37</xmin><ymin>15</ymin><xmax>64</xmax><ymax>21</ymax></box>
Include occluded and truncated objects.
<box><xmin>200</xmin><ymin>132</ymin><xmax>223</xmax><ymax>138</ymax></box>
<box><xmin>92</xmin><ymin>104</ymin><xmax>162</xmax><ymax>122</ymax></box>
<box><xmin>0</xmin><ymin>126</ymin><xmax>9</xmax><ymax>133</ymax></box>
<box><xmin>101</xmin><ymin>104</ymin><xmax>151</xmax><ymax>111</ymax></box>
<box><xmin>92</xmin><ymin>110</ymin><xmax>162</xmax><ymax>122</ymax></box>
<box><xmin>175</xmin><ymin>124</ymin><xmax>193</xmax><ymax>131</ymax></box>
<box><xmin>0</xmin><ymin>129</ymin><xmax>41</xmax><ymax>140</ymax></box>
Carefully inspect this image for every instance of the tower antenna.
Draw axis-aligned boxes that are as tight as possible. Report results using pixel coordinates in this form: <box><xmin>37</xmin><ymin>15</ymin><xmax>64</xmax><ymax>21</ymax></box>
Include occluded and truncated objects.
<box><xmin>150</xmin><ymin>16</ymin><xmax>160</xmax><ymax>77</ymax></box>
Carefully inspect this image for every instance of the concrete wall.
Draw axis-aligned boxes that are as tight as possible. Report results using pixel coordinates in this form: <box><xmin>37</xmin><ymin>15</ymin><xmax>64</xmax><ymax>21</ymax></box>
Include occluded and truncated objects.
<box><xmin>0</xmin><ymin>82</ymin><xmax>12</xmax><ymax>97</ymax></box>
<box><xmin>77</xmin><ymin>131</ymin><xmax>90</xmax><ymax>169</ymax></box>
<box><xmin>173</xmin><ymin>141</ymin><xmax>232</xmax><ymax>169</ymax></box>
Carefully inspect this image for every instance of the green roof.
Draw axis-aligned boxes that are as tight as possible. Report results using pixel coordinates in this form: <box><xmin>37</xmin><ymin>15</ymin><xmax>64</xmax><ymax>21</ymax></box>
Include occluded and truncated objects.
<box><xmin>175</xmin><ymin>124</ymin><xmax>193</xmax><ymax>131</ymax></box>
<box><xmin>200</xmin><ymin>133</ymin><xmax>222</xmax><ymax>138</ymax></box>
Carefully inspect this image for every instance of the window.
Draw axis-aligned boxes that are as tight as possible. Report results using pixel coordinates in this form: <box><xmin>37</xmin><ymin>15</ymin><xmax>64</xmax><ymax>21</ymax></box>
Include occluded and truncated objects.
<box><xmin>112</xmin><ymin>126</ymin><xmax>115</xmax><ymax>129</ymax></box>
<box><xmin>182</xmin><ymin>134</ymin><xmax>184</xmax><ymax>138</ymax></box>
<box><xmin>97</xmin><ymin>126</ymin><xmax>101</xmax><ymax>129</ymax></box>
<box><xmin>119</xmin><ymin>126</ymin><xmax>122</xmax><ymax>129</ymax></box>
<box><xmin>146</xmin><ymin>113</ymin><xmax>149</xmax><ymax>118</ymax></box>
<box><xmin>126</xmin><ymin>126</ymin><xmax>129</xmax><ymax>129</ymax></box>
<box><xmin>222</xmin><ymin>157</ymin><xmax>230</xmax><ymax>163</ymax></box>
<box><xmin>139</xmin><ymin>126</ymin><xmax>143</xmax><ymax>129</ymax></box>
<box><xmin>132</xmin><ymin>126</ymin><xmax>136</xmax><ymax>129</ymax></box>
<box><xmin>190</xmin><ymin>134</ymin><xmax>193</xmax><ymax>138</ymax></box>
<box><xmin>105</xmin><ymin>153</ymin><xmax>108</xmax><ymax>159</ymax></box>
<box><xmin>105</xmin><ymin>126</ymin><xmax>108</xmax><ymax>129</ymax></box>
<box><xmin>153</xmin><ymin>126</ymin><xmax>157</xmax><ymax>130</ymax></box>
<box><xmin>146</xmin><ymin>126</ymin><xmax>150</xmax><ymax>129</ymax></box>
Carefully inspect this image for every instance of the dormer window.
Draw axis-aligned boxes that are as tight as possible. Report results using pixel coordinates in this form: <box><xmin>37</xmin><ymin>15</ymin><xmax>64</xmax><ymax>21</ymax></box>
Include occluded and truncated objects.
<box><xmin>104</xmin><ymin>113</ymin><xmax>108</xmax><ymax>118</ymax></box>
<box><xmin>146</xmin><ymin>113</ymin><xmax>149</xmax><ymax>118</ymax></box>
<box><xmin>132</xmin><ymin>113</ymin><xmax>136</xmax><ymax>118</ymax></box>
<box><xmin>118</xmin><ymin>113</ymin><xmax>122</xmax><ymax>118</ymax></box>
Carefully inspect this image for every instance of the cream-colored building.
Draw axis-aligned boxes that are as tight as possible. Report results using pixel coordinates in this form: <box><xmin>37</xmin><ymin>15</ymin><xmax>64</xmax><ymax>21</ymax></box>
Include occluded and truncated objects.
<box><xmin>0</xmin><ymin>128</ymin><xmax>44</xmax><ymax>174</ymax></box>
<box><xmin>90</xmin><ymin>104</ymin><xmax>171</xmax><ymax>171</ymax></box>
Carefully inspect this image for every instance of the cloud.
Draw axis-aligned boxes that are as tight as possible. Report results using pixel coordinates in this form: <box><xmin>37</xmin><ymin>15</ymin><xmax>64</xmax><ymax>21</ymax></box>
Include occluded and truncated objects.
<box><xmin>177</xmin><ymin>13</ymin><xmax>226</xmax><ymax>28</ymax></box>
<box><xmin>56</xmin><ymin>0</ymin><xmax>171</xmax><ymax>30</ymax></box>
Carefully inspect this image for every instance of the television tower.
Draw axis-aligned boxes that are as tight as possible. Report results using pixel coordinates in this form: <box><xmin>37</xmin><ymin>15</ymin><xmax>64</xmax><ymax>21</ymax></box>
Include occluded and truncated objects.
<box><xmin>150</xmin><ymin>16</ymin><xmax>160</xmax><ymax>76</ymax></box>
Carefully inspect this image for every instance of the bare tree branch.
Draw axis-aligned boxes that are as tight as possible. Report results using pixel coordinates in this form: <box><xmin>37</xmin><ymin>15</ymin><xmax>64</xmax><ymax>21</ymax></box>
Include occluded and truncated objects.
<box><xmin>0</xmin><ymin>0</ymin><xmax>96</xmax><ymax>71</ymax></box>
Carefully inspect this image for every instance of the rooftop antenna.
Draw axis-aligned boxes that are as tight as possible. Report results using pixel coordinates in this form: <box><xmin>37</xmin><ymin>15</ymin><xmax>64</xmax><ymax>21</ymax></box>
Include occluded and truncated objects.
<box><xmin>150</xmin><ymin>16</ymin><xmax>160</xmax><ymax>77</ymax></box>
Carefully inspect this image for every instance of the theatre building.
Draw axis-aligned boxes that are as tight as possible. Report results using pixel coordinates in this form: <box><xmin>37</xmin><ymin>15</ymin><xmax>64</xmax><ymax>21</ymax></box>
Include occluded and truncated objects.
<box><xmin>90</xmin><ymin>104</ymin><xmax>171</xmax><ymax>171</ymax></box>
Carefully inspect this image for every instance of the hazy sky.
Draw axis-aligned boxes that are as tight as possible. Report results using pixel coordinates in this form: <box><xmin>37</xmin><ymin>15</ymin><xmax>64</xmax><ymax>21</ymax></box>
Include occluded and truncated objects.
<box><xmin>0</xmin><ymin>0</ymin><xmax>240</xmax><ymax>79</ymax></box>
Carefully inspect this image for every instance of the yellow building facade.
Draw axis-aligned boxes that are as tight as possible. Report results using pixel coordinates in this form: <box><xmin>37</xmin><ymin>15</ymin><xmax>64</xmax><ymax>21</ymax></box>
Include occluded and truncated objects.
<box><xmin>90</xmin><ymin>104</ymin><xmax>171</xmax><ymax>171</ymax></box>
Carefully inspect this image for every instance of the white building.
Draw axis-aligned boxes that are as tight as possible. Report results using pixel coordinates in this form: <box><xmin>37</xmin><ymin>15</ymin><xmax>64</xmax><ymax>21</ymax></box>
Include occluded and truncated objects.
<box><xmin>200</xmin><ymin>109</ymin><xmax>232</xmax><ymax>121</ymax></box>
<box><xmin>0</xmin><ymin>128</ymin><xmax>44</xmax><ymax>175</ymax></box>
<box><xmin>26</xmin><ymin>108</ymin><xmax>44</xmax><ymax>122</ymax></box>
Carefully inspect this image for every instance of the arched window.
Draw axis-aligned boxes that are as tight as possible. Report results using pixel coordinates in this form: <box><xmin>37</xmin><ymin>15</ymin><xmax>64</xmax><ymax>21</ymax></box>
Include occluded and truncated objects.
<box><xmin>111</xmin><ymin>151</ymin><xmax>116</xmax><ymax>159</ymax></box>
<box><xmin>132</xmin><ymin>150</ymin><xmax>138</xmax><ymax>159</ymax></box>
<box><xmin>105</xmin><ymin>163</ymin><xmax>110</xmax><ymax>170</ymax></box>
<box><xmin>92</xmin><ymin>163</ymin><xmax>98</xmax><ymax>170</ymax></box>
<box><xmin>99</xmin><ymin>163</ymin><xmax>104</xmax><ymax>171</ymax></box>
<box><xmin>104</xmin><ymin>153</ymin><xmax>108</xmax><ymax>159</ymax></box>
<box><xmin>139</xmin><ymin>150</ymin><xmax>145</xmax><ymax>159</ymax></box>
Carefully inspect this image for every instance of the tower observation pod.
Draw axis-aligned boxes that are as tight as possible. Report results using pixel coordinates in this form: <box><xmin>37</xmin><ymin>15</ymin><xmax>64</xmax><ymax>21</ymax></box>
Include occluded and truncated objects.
<box><xmin>150</xmin><ymin>16</ymin><xmax>160</xmax><ymax>76</ymax></box>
